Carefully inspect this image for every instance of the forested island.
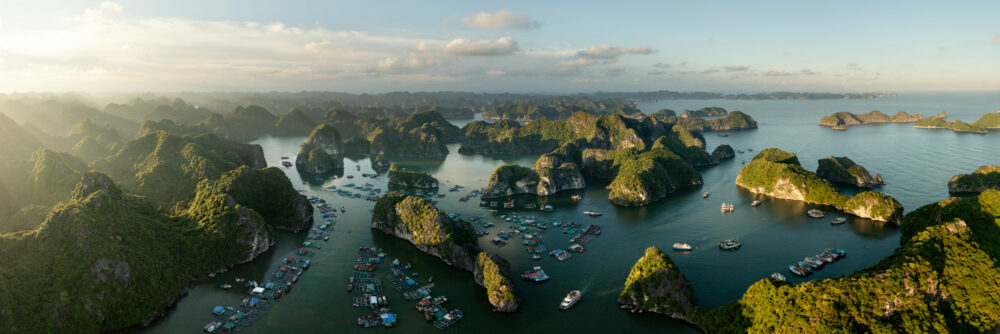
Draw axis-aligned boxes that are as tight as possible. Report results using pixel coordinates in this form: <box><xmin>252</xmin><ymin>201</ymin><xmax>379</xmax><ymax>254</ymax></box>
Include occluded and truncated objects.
<box><xmin>818</xmin><ymin>110</ymin><xmax>922</xmax><ymax>130</ymax></box>
<box><xmin>736</xmin><ymin>148</ymin><xmax>903</xmax><ymax>223</ymax></box>
<box><xmin>948</xmin><ymin>165</ymin><xmax>1000</xmax><ymax>194</ymax></box>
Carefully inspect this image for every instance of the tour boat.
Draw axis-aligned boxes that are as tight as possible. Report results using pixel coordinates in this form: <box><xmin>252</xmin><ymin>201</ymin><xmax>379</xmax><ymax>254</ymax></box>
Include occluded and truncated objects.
<box><xmin>672</xmin><ymin>243</ymin><xmax>693</xmax><ymax>251</ymax></box>
<box><xmin>720</xmin><ymin>203</ymin><xmax>734</xmax><ymax>213</ymax></box>
<box><xmin>751</xmin><ymin>200</ymin><xmax>762</xmax><ymax>207</ymax></box>
<box><xmin>718</xmin><ymin>238</ymin><xmax>741</xmax><ymax>250</ymax></box>
<box><xmin>831</xmin><ymin>217</ymin><xmax>846</xmax><ymax>225</ymax></box>
<box><xmin>281</xmin><ymin>161</ymin><xmax>293</xmax><ymax>167</ymax></box>
<box><xmin>807</xmin><ymin>209</ymin><xmax>825</xmax><ymax>218</ymax></box>
<box><xmin>583</xmin><ymin>210</ymin><xmax>602</xmax><ymax>217</ymax></box>
<box><xmin>219</xmin><ymin>284</ymin><xmax>232</xmax><ymax>289</ymax></box>
<box><xmin>770</xmin><ymin>273</ymin><xmax>786</xmax><ymax>281</ymax></box>
<box><xmin>559</xmin><ymin>290</ymin><xmax>582</xmax><ymax>310</ymax></box>
<box><xmin>703</xmin><ymin>192</ymin><xmax>709</xmax><ymax>198</ymax></box>
<box><xmin>571</xmin><ymin>195</ymin><xmax>583</xmax><ymax>201</ymax></box>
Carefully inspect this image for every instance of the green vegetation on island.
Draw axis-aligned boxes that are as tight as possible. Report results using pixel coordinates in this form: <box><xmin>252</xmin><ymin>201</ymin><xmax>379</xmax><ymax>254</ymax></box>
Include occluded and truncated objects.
<box><xmin>295</xmin><ymin>123</ymin><xmax>344</xmax><ymax>175</ymax></box>
<box><xmin>970</xmin><ymin>111</ymin><xmax>1000</xmax><ymax>129</ymax></box>
<box><xmin>819</xmin><ymin>110</ymin><xmax>922</xmax><ymax>130</ymax></box>
<box><xmin>697</xmin><ymin>189</ymin><xmax>1000</xmax><ymax>333</ymax></box>
<box><xmin>387</xmin><ymin>163</ymin><xmax>439</xmax><ymax>189</ymax></box>
<box><xmin>736</xmin><ymin>148</ymin><xmax>902</xmax><ymax>223</ymax></box>
<box><xmin>371</xmin><ymin>192</ymin><xmax>519</xmax><ymax>311</ymax></box>
<box><xmin>948</xmin><ymin>165</ymin><xmax>1000</xmax><ymax>194</ymax></box>
<box><xmin>655</xmin><ymin>110</ymin><xmax>759</xmax><ymax>132</ymax></box>
<box><xmin>815</xmin><ymin>156</ymin><xmax>884</xmax><ymax>188</ymax></box>
<box><xmin>680</xmin><ymin>107</ymin><xmax>727</xmax><ymax>118</ymax></box>
<box><xmin>619</xmin><ymin>247</ymin><xmax>698</xmax><ymax>326</ymax></box>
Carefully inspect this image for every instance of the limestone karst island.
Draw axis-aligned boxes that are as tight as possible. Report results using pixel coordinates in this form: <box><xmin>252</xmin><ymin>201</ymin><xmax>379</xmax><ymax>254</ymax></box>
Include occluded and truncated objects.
<box><xmin>1</xmin><ymin>1</ymin><xmax>999</xmax><ymax>333</ymax></box>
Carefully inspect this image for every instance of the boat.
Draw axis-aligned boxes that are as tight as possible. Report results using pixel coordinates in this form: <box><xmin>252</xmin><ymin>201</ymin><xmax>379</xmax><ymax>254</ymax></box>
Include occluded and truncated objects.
<box><xmin>672</xmin><ymin>243</ymin><xmax>693</xmax><ymax>251</ymax></box>
<box><xmin>788</xmin><ymin>265</ymin><xmax>808</xmax><ymax>277</ymax></box>
<box><xmin>571</xmin><ymin>195</ymin><xmax>583</xmax><ymax>201</ymax></box>
<box><xmin>770</xmin><ymin>273</ymin><xmax>786</xmax><ymax>281</ymax></box>
<box><xmin>703</xmin><ymin>192</ymin><xmax>709</xmax><ymax>198</ymax></box>
<box><xmin>219</xmin><ymin>284</ymin><xmax>232</xmax><ymax>289</ymax></box>
<box><xmin>530</xmin><ymin>254</ymin><xmax>541</xmax><ymax>260</ymax></box>
<box><xmin>807</xmin><ymin>209</ymin><xmax>825</xmax><ymax>218</ymax></box>
<box><xmin>559</xmin><ymin>290</ymin><xmax>582</xmax><ymax>310</ymax></box>
<box><xmin>540</xmin><ymin>205</ymin><xmax>554</xmax><ymax>212</ymax></box>
<box><xmin>751</xmin><ymin>200</ymin><xmax>761</xmax><ymax>207</ymax></box>
<box><xmin>521</xmin><ymin>266</ymin><xmax>550</xmax><ymax>282</ymax></box>
<box><xmin>718</xmin><ymin>238</ymin><xmax>741</xmax><ymax>250</ymax></box>
<box><xmin>341</xmin><ymin>206</ymin><xmax>346</xmax><ymax>212</ymax></box>
<box><xmin>831</xmin><ymin>217</ymin><xmax>846</xmax><ymax>225</ymax></box>
<box><xmin>281</xmin><ymin>161</ymin><xmax>292</xmax><ymax>167</ymax></box>
<box><xmin>204</xmin><ymin>321</ymin><xmax>222</xmax><ymax>333</ymax></box>
<box><xmin>720</xmin><ymin>203</ymin><xmax>734</xmax><ymax>213</ymax></box>
<box><xmin>583</xmin><ymin>210</ymin><xmax>602</xmax><ymax>217</ymax></box>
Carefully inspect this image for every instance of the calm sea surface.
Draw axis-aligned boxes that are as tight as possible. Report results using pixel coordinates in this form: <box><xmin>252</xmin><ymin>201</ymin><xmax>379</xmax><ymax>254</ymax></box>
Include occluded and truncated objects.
<box><xmin>137</xmin><ymin>92</ymin><xmax>1000</xmax><ymax>333</ymax></box>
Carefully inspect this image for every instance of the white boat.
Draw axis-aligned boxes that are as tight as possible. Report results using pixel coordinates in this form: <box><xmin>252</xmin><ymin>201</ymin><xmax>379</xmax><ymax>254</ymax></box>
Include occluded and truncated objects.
<box><xmin>807</xmin><ymin>209</ymin><xmax>825</xmax><ymax>218</ymax></box>
<box><xmin>720</xmin><ymin>203</ymin><xmax>734</xmax><ymax>213</ymax></box>
<box><xmin>559</xmin><ymin>290</ymin><xmax>582</xmax><ymax>310</ymax></box>
<box><xmin>672</xmin><ymin>243</ymin><xmax>693</xmax><ymax>251</ymax></box>
<box><xmin>583</xmin><ymin>210</ymin><xmax>602</xmax><ymax>217</ymax></box>
<box><xmin>770</xmin><ymin>273</ymin><xmax>786</xmax><ymax>281</ymax></box>
<box><xmin>831</xmin><ymin>217</ymin><xmax>846</xmax><ymax>225</ymax></box>
<box><xmin>702</xmin><ymin>192</ymin><xmax>709</xmax><ymax>198</ymax></box>
<box><xmin>718</xmin><ymin>238</ymin><xmax>741</xmax><ymax>250</ymax></box>
<box><xmin>751</xmin><ymin>200</ymin><xmax>761</xmax><ymax>207</ymax></box>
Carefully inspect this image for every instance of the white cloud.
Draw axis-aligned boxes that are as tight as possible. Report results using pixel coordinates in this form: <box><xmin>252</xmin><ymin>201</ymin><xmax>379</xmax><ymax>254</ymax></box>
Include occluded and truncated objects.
<box><xmin>461</xmin><ymin>9</ymin><xmax>540</xmax><ymax>30</ymax></box>
<box><xmin>304</xmin><ymin>41</ymin><xmax>339</xmax><ymax>53</ymax></box>
<box><xmin>557</xmin><ymin>57</ymin><xmax>596</xmax><ymax>73</ymax></box>
<box><xmin>100</xmin><ymin>1</ymin><xmax>124</xmax><ymax>13</ymax></box>
<box><xmin>441</xmin><ymin>37</ymin><xmax>518</xmax><ymax>56</ymax></box>
<box><xmin>376</xmin><ymin>53</ymin><xmax>432</xmax><ymax>72</ymax></box>
<box><xmin>577</xmin><ymin>44</ymin><xmax>655</xmax><ymax>60</ymax></box>
<box><xmin>648</xmin><ymin>69</ymin><xmax>667</xmax><ymax>75</ymax></box>
<box><xmin>760</xmin><ymin>70</ymin><xmax>793</xmax><ymax>77</ymax></box>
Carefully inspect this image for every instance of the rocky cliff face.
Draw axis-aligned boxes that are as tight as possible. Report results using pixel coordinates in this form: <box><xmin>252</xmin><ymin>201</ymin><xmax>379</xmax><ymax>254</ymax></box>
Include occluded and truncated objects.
<box><xmin>387</xmin><ymin>164</ymin><xmax>439</xmax><ymax>189</ymax></box>
<box><xmin>372</xmin><ymin>193</ymin><xmax>519</xmax><ymax>311</ymax></box>
<box><xmin>473</xmin><ymin>252</ymin><xmax>519</xmax><ymax>312</ymax></box>
<box><xmin>535</xmin><ymin>163</ymin><xmax>585</xmax><ymax>196</ymax></box>
<box><xmin>482</xmin><ymin>165</ymin><xmax>541</xmax><ymax>198</ymax></box>
<box><xmin>618</xmin><ymin>247</ymin><xmax>700</xmax><ymax>328</ymax></box>
<box><xmin>295</xmin><ymin>144</ymin><xmax>343</xmax><ymax>174</ymax></box>
<box><xmin>948</xmin><ymin>165</ymin><xmax>1000</xmax><ymax>194</ymax></box>
<box><xmin>842</xmin><ymin>191</ymin><xmax>904</xmax><ymax>225</ymax></box>
<box><xmin>816</xmin><ymin>156</ymin><xmax>885</xmax><ymax>188</ymax></box>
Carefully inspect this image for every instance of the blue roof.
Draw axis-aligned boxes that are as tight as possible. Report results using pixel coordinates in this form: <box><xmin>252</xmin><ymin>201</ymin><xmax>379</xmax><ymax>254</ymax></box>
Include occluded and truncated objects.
<box><xmin>380</xmin><ymin>313</ymin><xmax>397</xmax><ymax>323</ymax></box>
<box><xmin>212</xmin><ymin>306</ymin><xmax>225</xmax><ymax>314</ymax></box>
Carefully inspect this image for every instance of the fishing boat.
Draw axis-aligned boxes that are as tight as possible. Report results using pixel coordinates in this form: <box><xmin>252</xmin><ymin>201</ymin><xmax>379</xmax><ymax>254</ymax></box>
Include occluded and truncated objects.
<box><xmin>831</xmin><ymin>217</ymin><xmax>846</xmax><ymax>225</ymax></box>
<box><xmin>559</xmin><ymin>290</ymin><xmax>582</xmax><ymax>310</ymax></box>
<box><xmin>583</xmin><ymin>210</ymin><xmax>602</xmax><ymax>217</ymax></box>
<box><xmin>751</xmin><ymin>200</ymin><xmax>762</xmax><ymax>207</ymax></box>
<box><xmin>718</xmin><ymin>238</ymin><xmax>741</xmax><ymax>250</ymax></box>
<box><xmin>219</xmin><ymin>284</ymin><xmax>232</xmax><ymax>289</ymax></box>
<box><xmin>281</xmin><ymin>161</ymin><xmax>293</xmax><ymax>167</ymax></box>
<box><xmin>770</xmin><ymin>273</ymin><xmax>786</xmax><ymax>281</ymax></box>
<box><xmin>521</xmin><ymin>266</ymin><xmax>550</xmax><ymax>282</ymax></box>
<box><xmin>571</xmin><ymin>195</ymin><xmax>583</xmax><ymax>201</ymax></box>
<box><xmin>703</xmin><ymin>192</ymin><xmax>710</xmax><ymax>198</ymax></box>
<box><xmin>341</xmin><ymin>206</ymin><xmax>346</xmax><ymax>213</ymax></box>
<box><xmin>541</xmin><ymin>205</ymin><xmax>554</xmax><ymax>212</ymax></box>
<box><xmin>807</xmin><ymin>209</ymin><xmax>825</xmax><ymax>218</ymax></box>
<box><xmin>204</xmin><ymin>321</ymin><xmax>222</xmax><ymax>333</ymax></box>
<box><xmin>672</xmin><ymin>243</ymin><xmax>693</xmax><ymax>251</ymax></box>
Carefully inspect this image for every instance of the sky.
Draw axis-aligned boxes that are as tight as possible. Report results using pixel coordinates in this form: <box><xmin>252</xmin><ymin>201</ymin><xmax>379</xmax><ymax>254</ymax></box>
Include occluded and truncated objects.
<box><xmin>0</xmin><ymin>0</ymin><xmax>998</xmax><ymax>93</ymax></box>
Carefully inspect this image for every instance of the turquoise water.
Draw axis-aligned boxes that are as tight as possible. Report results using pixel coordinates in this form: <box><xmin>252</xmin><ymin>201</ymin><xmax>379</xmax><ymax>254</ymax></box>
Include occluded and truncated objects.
<box><xmin>137</xmin><ymin>92</ymin><xmax>1000</xmax><ymax>333</ymax></box>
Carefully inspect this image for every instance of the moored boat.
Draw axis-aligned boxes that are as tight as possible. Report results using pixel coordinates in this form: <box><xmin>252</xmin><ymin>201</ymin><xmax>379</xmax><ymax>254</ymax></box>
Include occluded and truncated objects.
<box><xmin>583</xmin><ymin>210</ymin><xmax>602</xmax><ymax>217</ymax></box>
<box><xmin>788</xmin><ymin>265</ymin><xmax>808</xmax><ymax>277</ymax></box>
<box><xmin>559</xmin><ymin>290</ymin><xmax>582</xmax><ymax>310</ymax></box>
<box><xmin>807</xmin><ymin>209</ymin><xmax>825</xmax><ymax>218</ymax></box>
<box><xmin>831</xmin><ymin>217</ymin><xmax>846</xmax><ymax>225</ymax></box>
<box><xmin>751</xmin><ymin>200</ymin><xmax>762</xmax><ymax>207</ymax></box>
<box><xmin>703</xmin><ymin>192</ymin><xmax>709</xmax><ymax>198</ymax></box>
<box><xmin>770</xmin><ymin>272</ymin><xmax>786</xmax><ymax>281</ymax></box>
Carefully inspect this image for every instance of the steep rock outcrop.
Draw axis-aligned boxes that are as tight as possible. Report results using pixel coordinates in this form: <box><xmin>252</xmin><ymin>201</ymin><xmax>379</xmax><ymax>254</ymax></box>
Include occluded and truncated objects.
<box><xmin>618</xmin><ymin>247</ymin><xmax>699</xmax><ymax>327</ymax></box>
<box><xmin>819</xmin><ymin>110</ymin><xmax>922</xmax><ymax>130</ymax></box>
<box><xmin>711</xmin><ymin>145</ymin><xmax>735</xmax><ymax>161</ymax></box>
<box><xmin>482</xmin><ymin>165</ymin><xmax>541</xmax><ymax>198</ymax></box>
<box><xmin>816</xmin><ymin>156</ymin><xmax>884</xmax><ymax>187</ymax></box>
<box><xmin>295</xmin><ymin>123</ymin><xmax>344</xmax><ymax>175</ymax></box>
<box><xmin>387</xmin><ymin>164</ymin><xmax>439</xmax><ymax>189</ymax></box>
<box><xmin>474</xmin><ymin>252</ymin><xmax>519</xmax><ymax>312</ymax></box>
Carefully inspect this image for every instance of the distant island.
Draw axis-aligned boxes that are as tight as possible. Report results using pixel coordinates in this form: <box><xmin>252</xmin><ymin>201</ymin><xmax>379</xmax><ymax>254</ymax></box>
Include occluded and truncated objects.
<box><xmin>818</xmin><ymin>110</ymin><xmax>922</xmax><ymax>130</ymax></box>
<box><xmin>913</xmin><ymin>111</ymin><xmax>988</xmax><ymax>134</ymax></box>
